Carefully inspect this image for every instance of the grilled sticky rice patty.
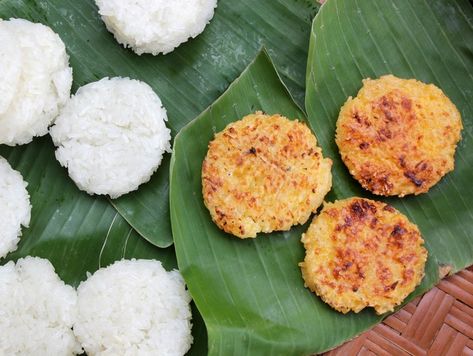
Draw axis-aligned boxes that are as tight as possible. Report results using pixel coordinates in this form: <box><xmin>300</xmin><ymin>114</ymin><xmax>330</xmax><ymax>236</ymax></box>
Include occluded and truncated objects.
<box><xmin>300</xmin><ymin>197</ymin><xmax>427</xmax><ymax>315</ymax></box>
<box><xmin>336</xmin><ymin>75</ymin><xmax>462</xmax><ymax>197</ymax></box>
<box><xmin>202</xmin><ymin>112</ymin><xmax>332</xmax><ymax>238</ymax></box>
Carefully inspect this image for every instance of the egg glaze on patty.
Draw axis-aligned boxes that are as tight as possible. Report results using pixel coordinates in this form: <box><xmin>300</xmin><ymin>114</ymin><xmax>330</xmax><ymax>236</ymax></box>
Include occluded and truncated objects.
<box><xmin>202</xmin><ymin>112</ymin><xmax>332</xmax><ymax>238</ymax></box>
<box><xmin>336</xmin><ymin>75</ymin><xmax>462</xmax><ymax>197</ymax></box>
<box><xmin>300</xmin><ymin>197</ymin><xmax>427</xmax><ymax>315</ymax></box>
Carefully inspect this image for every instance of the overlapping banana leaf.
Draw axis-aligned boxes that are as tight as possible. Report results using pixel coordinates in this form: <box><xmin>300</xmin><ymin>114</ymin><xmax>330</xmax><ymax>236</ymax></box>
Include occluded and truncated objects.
<box><xmin>0</xmin><ymin>0</ymin><xmax>319</xmax><ymax>248</ymax></box>
<box><xmin>170</xmin><ymin>50</ymin><xmax>431</xmax><ymax>355</ymax></box>
<box><xmin>1</xmin><ymin>0</ymin><xmax>473</xmax><ymax>354</ymax></box>
<box><xmin>171</xmin><ymin>1</ymin><xmax>473</xmax><ymax>354</ymax></box>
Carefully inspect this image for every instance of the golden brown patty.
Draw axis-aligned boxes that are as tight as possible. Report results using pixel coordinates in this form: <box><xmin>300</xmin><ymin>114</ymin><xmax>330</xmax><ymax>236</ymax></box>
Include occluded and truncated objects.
<box><xmin>300</xmin><ymin>197</ymin><xmax>427</xmax><ymax>314</ymax></box>
<box><xmin>336</xmin><ymin>75</ymin><xmax>462</xmax><ymax>197</ymax></box>
<box><xmin>202</xmin><ymin>112</ymin><xmax>332</xmax><ymax>238</ymax></box>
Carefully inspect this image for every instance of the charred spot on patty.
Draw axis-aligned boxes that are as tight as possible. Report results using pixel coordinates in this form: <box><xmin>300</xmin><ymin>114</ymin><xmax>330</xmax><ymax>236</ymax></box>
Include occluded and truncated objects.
<box><xmin>404</xmin><ymin>171</ymin><xmax>424</xmax><ymax>187</ymax></box>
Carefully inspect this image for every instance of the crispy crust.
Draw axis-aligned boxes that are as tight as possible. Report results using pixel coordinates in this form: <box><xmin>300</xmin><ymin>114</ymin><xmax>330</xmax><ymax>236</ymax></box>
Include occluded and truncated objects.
<box><xmin>300</xmin><ymin>197</ymin><xmax>427</xmax><ymax>314</ymax></box>
<box><xmin>336</xmin><ymin>75</ymin><xmax>462</xmax><ymax>197</ymax></box>
<box><xmin>202</xmin><ymin>112</ymin><xmax>332</xmax><ymax>238</ymax></box>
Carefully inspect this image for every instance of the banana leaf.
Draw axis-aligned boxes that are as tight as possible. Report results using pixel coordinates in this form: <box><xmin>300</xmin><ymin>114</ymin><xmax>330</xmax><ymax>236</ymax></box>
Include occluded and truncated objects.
<box><xmin>171</xmin><ymin>49</ymin><xmax>438</xmax><ymax>355</ymax></box>
<box><xmin>171</xmin><ymin>0</ymin><xmax>473</xmax><ymax>349</ymax></box>
<box><xmin>305</xmin><ymin>0</ymin><xmax>473</xmax><ymax>274</ymax></box>
<box><xmin>0</xmin><ymin>0</ymin><xmax>319</xmax><ymax>248</ymax></box>
<box><xmin>0</xmin><ymin>137</ymin><xmax>177</xmax><ymax>285</ymax></box>
<box><xmin>0</xmin><ymin>137</ymin><xmax>208</xmax><ymax>355</ymax></box>
<box><xmin>0</xmin><ymin>0</ymin><xmax>316</xmax><ymax>354</ymax></box>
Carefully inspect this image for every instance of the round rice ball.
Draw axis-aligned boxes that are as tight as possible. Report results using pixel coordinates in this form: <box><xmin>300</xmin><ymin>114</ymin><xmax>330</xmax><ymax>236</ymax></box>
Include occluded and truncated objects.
<box><xmin>0</xmin><ymin>157</ymin><xmax>31</xmax><ymax>258</ymax></box>
<box><xmin>95</xmin><ymin>0</ymin><xmax>218</xmax><ymax>55</ymax></box>
<box><xmin>50</xmin><ymin>77</ymin><xmax>171</xmax><ymax>198</ymax></box>
<box><xmin>0</xmin><ymin>18</ymin><xmax>73</xmax><ymax>146</ymax></box>
<box><xmin>0</xmin><ymin>257</ymin><xmax>81</xmax><ymax>355</ymax></box>
<box><xmin>74</xmin><ymin>259</ymin><xmax>193</xmax><ymax>356</ymax></box>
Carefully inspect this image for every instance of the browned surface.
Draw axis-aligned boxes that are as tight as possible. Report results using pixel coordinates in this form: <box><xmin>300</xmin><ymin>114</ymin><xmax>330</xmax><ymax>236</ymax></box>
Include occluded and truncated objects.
<box><xmin>301</xmin><ymin>198</ymin><xmax>427</xmax><ymax>315</ymax></box>
<box><xmin>202</xmin><ymin>112</ymin><xmax>332</xmax><ymax>238</ymax></box>
<box><xmin>335</xmin><ymin>75</ymin><xmax>462</xmax><ymax>197</ymax></box>
<box><xmin>325</xmin><ymin>266</ymin><xmax>473</xmax><ymax>355</ymax></box>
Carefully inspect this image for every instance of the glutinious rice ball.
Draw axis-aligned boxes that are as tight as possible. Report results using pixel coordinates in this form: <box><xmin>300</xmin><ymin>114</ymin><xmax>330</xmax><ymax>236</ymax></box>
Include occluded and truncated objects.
<box><xmin>300</xmin><ymin>197</ymin><xmax>427</xmax><ymax>315</ymax></box>
<box><xmin>0</xmin><ymin>157</ymin><xmax>31</xmax><ymax>258</ymax></box>
<box><xmin>0</xmin><ymin>257</ymin><xmax>81</xmax><ymax>355</ymax></box>
<box><xmin>74</xmin><ymin>259</ymin><xmax>193</xmax><ymax>356</ymax></box>
<box><xmin>0</xmin><ymin>18</ymin><xmax>72</xmax><ymax>146</ymax></box>
<box><xmin>95</xmin><ymin>0</ymin><xmax>218</xmax><ymax>55</ymax></box>
<box><xmin>202</xmin><ymin>112</ymin><xmax>332</xmax><ymax>238</ymax></box>
<box><xmin>50</xmin><ymin>77</ymin><xmax>171</xmax><ymax>198</ymax></box>
<box><xmin>336</xmin><ymin>75</ymin><xmax>462</xmax><ymax>197</ymax></box>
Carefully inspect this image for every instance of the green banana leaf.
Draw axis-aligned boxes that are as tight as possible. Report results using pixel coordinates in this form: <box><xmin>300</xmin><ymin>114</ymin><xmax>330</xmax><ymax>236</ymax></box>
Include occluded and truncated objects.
<box><xmin>2</xmin><ymin>0</ymin><xmax>472</xmax><ymax>353</ymax></box>
<box><xmin>0</xmin><ymin>0</ymin><xmax>317</xmax><ymax>354</ymax></box>
<box><xmin>171</xmin><ymin>1</ymin><xmax>473</xmax><ymax>354</ymax></box>
<box><xmin>0</xmin><ymin>0</ymin><xmax>319</xmax><ymax>248</ymax></box>
<box><xmin>0</xmin><ymin>137</ymin><xmax>177</xmax><ymax>286</ymax></box>
<box><xmin>0</xmin><ymin>137</ymin><xmax>208</xmax><ymax>355</ymax></box>
<box><xmin>171</xmin><ymin>50</ymin><xmax>438</xmax><ymax>355</ymax></box>
<box><xmin>305</xmin><ymin>0</ymin><xmax>473</xmax><ymax>274</ymax></box>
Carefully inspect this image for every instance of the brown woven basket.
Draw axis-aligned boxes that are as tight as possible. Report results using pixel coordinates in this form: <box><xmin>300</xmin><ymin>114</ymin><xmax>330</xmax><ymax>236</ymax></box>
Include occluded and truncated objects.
<box><xmin>325</xmin><ymin>266</ymin><xmax>473</xmax><ymax>355</ymax></box>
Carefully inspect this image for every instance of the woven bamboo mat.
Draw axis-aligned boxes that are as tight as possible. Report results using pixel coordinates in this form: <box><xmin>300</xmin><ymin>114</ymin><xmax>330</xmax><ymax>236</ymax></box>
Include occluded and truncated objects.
<box><xmin>326</xmin><ymin>266</ymin><xmax>473</xmax><ymax>355</ymax></box>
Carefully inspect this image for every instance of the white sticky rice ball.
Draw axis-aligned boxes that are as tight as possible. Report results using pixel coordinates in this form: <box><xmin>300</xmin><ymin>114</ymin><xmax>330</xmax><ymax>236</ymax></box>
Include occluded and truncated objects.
<box><xmin>95</xmin><ymin>0</ymin><xmax>218</xmax><ymax>55</ymax></box>
<box><xmin>0</xmin><ymin>157</ymin><xmax>31</xmax><ymax>258</ymax></box>
<box><xmin>0</xmin><ymin>18</ymin><xmax>73</xmax><ymax>146</ymax></box>
<box><xmin>0</xmin><ymin>257</ymin><xmax>81</xmax><ymax>355</ymax></box>
<box><xmin>74</xmin><ymin>259</ymin><xmax>193</xmax><ymax>356</ymax></box>
<box><xmin>50</xmin><ymin>77</ymin><xmax>171</xmax><ymax>198</ymax></box>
